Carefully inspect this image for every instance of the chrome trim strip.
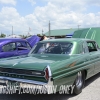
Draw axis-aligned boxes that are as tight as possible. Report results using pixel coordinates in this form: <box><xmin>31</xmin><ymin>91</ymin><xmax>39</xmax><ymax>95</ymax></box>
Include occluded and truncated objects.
<box><xmin>0</xmin><ymin>76</ymin><xmax>47</xmax><ymax>85</ymax></box>
<box><xmin>0</xmin><ymin>67</ymin><xmax>45</xmax><ymax>77</ymax></box>
<box><xmin>0</xmin><ymin>65</ymin><xmax>54</xmax><ymax>94</ymax></box>
<box><xmin>0</xmin><ymin>72</ymin><xmax>44</xmax><ymax>78</ymax></box>
<box><xmin>0</xmin><ymin>76</ymin><xmax>54</xmax><ymax>94</ymax></box>
<box><xmin>44</xmin><ymin>65</ymin><xmax>52</xmax><ymax>76</ymax></box>
<box><xmin>47</xmin><ymin>65</ymin><xmax>52</xmax><ymax>77</ymax></box>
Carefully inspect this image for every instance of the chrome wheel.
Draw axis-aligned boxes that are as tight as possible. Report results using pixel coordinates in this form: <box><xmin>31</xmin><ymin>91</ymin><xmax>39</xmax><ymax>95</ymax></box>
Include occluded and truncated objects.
<box><xmin>73</xmin><ymin>71</ymin><xmax>85</xmax><ymax>95</ymax></box>
<box><xmin>75</xmin><ymin>72</ymin><xmax>83</xmax><ymax>89</ymax></box>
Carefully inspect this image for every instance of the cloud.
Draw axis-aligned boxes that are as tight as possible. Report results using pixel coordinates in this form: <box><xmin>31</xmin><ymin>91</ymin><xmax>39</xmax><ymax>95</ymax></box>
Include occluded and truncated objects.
<box><xmin>0</xmin><ymin>7</ymin><xmax>42</xmax><ymax>35</ymax></box>
<box><xmin>28</xmin><ymin>0</ymin><xmax>36</xmax><ymax>6</ymax></box>
<box><xmin>0</xmin><ymin>0</ymin><xmax>100</xmax><ymax>36</ymax></box>
<box><xmin>0</xmin><ymin>7</ymin><xmax>27</xmax><ymax>34</ymax></box>
<box><xmin>85</xmin><ymin>0</ymin><xmax>100</xmax><ymax>6</ymax></box>
<box><xmin>33</xmin><ymin>1</ymin><xmax>100</xmax><ymax>29</ymax></box>
<box><xmin>45</xmin><ymin>0</ymin><xmax>100</xmax><ymax>6</ymax></box>
<box><xmin>44</xmin><ymin>0</ymin><xmax>100</xmax><ymax>12</ymax></box>
<box><xmin>0</xmin><ymin>0</ymin><xmax>16</xmax><ymax>5</ymax></box>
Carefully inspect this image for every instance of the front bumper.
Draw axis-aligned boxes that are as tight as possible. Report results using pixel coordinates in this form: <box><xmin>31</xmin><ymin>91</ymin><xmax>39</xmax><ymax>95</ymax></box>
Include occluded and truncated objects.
<box><xmin>0</xmin><ymin>76</ymin><xmax>54</xmax><ymax>94</ymax></box>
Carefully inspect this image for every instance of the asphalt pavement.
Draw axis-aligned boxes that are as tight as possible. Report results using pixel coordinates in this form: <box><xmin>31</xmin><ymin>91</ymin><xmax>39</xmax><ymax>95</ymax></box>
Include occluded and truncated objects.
<box><xmin>0</xmin><ymin>72</ymin><xmax>100</xmax><ymax>100</ymax></box>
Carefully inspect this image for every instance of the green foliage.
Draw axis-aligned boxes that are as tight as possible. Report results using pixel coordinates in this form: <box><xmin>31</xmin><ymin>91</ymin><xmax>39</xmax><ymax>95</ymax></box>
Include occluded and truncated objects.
<box><xmin>0</xmin><ymin>33</ymin><xmax>6</xmax><ymax>38</ymax></box>
<box><xmin>37</xmin><ymin>34</ymin><xmax>42</xmax><ymax>37</ymax></box>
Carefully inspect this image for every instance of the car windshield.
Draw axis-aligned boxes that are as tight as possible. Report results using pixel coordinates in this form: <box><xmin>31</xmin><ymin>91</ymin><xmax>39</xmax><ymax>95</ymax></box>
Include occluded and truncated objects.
<box><xmin>31</xmin><ymin>42</ymin><xmax>73</xmax><ymax>54</ymax></box>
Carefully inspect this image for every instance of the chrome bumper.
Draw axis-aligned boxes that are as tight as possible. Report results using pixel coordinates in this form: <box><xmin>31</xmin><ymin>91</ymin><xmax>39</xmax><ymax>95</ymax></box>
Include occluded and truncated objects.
<box><xmin>0</xmin><ymin>76</ymin><xmax>53</xmax><ymax>94</ymax></box>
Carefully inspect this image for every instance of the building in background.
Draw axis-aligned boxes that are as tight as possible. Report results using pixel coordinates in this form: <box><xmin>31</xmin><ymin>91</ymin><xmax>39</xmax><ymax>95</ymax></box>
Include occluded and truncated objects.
<box><xmin>44</xmin><ymin>28</ymin><xmax>80</xmax><ymax>38</ymax></box>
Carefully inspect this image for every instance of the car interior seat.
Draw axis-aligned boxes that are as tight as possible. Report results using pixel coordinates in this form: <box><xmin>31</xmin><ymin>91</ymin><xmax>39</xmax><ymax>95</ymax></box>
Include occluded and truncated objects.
<box><xmin>52</xmin><ymin>46</ymin><xmax>62</xmax><ymax>54</ymax></box>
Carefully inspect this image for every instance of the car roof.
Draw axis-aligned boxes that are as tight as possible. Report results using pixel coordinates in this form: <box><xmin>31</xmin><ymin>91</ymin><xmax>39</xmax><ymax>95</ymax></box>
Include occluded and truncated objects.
<box><xmin>39</xmin><ymin>38</ymin><xmax>94</xmax><ymax>43</ymax></box>
<box><xmin>0</xmin><ymin>38</ymin><xmax>28</xmax><ymax>46</ymax></box>
<box><xmin>0</xmin><ymin>38</ymin><xmax>27</xmax><ymax>42</ymax></box>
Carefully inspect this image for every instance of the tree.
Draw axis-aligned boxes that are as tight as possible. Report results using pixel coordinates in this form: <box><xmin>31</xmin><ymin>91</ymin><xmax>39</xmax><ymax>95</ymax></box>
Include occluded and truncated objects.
<box><xmin>0</xmin><ymin>33</ymin><xmax>6</xmax><ymax>38</ymax></box>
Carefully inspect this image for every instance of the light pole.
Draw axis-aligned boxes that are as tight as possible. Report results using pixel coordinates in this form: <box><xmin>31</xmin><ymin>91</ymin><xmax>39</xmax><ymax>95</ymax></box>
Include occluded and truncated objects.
<box><xmin>78</xmin><ymin>25</ymin><xmax>81</xmax><ymax>30</ymax></box>
<box><xmin>42</xmin><ymin>29</ymin><xmax>44</xmax><ymax>35</ymax></box>
<box><xmin>49</xmin><ymin>21</ymin><xmax>51</xmax><ymax>38</ymax></box>
<box><xmin>12</xmin><ymin>26</ymin><xmax>13</xmax><ymax>35</ymax></box>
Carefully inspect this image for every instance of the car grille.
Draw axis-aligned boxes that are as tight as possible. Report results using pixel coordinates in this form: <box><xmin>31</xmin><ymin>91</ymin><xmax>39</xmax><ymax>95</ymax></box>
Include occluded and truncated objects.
<box><xmin>0</xmin><ymin>67</ymin><xmax>45</xmax><ymax>77</ymax></box>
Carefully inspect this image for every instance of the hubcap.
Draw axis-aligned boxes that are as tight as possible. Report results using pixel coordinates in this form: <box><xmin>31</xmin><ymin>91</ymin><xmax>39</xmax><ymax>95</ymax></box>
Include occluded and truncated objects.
<box><xmin>76</xmin><ymin>72</ymin><xmax>83</xmax><ymax>89</ymax></box>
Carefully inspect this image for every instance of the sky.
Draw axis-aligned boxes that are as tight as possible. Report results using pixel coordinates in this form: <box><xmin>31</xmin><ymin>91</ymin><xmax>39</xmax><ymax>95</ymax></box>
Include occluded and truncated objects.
<box><xmin>0</xmin><ymin>0</ymin><xmax>100</xmax><ymax>36</ymax></box>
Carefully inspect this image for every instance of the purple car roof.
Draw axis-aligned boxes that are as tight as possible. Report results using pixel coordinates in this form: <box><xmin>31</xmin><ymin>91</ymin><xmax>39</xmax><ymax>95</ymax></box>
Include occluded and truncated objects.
<box><xmin>0</xmin><ymin>38</ymin><xmax>28</xmax><ymax>46</ymax></box>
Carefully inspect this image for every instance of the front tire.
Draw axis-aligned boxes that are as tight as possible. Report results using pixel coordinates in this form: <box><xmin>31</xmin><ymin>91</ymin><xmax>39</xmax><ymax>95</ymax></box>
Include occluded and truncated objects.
<box><xmin>73</xmin><ymin>71</ymin><xmax>85</xmax><ymax>95</ymax></box>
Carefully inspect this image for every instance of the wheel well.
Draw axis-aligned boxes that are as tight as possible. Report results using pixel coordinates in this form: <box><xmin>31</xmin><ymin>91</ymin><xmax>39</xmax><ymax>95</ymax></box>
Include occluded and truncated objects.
<box><xmin>83</xmin><ymin>70</ymin><xmax>87</xmax><ymax>79</ymax></box>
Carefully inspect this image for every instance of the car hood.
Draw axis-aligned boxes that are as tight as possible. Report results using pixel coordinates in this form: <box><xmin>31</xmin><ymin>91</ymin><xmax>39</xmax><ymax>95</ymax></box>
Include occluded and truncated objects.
<box><xmin>0</xmin><ymin>54</ymin><xmax>78</xmax><ymax>71</ymax></box>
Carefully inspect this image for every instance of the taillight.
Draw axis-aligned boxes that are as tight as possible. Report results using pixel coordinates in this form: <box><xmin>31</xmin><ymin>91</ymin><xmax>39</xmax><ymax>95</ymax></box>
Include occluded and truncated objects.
<box><xmin>45</xmin><ymin>68</ymin><xmax>49</xmax><ymax>81</ymax></box>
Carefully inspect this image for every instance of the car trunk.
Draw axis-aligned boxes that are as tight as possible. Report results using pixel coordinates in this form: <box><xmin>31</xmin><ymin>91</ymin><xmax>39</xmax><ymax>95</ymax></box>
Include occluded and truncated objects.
<box><xmin>0</xmin><ymin>54</ymin><xmax>75</xmax><ymax>83</ymax></box>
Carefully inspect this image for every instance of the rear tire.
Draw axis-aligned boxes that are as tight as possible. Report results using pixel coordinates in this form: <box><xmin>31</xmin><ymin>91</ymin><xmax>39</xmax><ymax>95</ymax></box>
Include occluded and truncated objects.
<box><xmin>73</xmin><ymin>71</ymin><xmax>85</xmax><ymax>95</ymax></box>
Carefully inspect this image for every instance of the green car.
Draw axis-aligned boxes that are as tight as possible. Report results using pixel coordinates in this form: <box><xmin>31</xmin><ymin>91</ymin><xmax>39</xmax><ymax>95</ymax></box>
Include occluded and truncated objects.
<box><xmin>0</xmin><ymin>38</ymin><xmax>100</xmax><ymax>94</ymax></box>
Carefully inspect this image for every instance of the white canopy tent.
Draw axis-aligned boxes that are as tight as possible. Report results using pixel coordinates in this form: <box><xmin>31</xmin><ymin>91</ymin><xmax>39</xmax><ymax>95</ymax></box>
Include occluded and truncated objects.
<box><xmin>6</xmin><ymin>34</ymin><xmax>21</xmax><ymax>38</ymax></box>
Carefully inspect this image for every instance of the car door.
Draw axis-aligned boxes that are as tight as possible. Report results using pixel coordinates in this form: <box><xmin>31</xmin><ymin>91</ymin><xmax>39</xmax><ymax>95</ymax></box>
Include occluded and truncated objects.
<box><xmin>80</xmin><ymin>41</ymin><xmax>95</xmax><ymax>78</ymax></box>
<box><xmin>16</xmin><ymin>41</ymin><xmax>31</xmax><ymax>56</ymax></box>
<box><xmin>86</xmin><ymin>41</ymin><xmax>100</xmax><ymax>75</ymax></box>
<box><xmin>0</xmin><ymin>42</ymin><xmax>17</xmax><ymax>58</ymax></box>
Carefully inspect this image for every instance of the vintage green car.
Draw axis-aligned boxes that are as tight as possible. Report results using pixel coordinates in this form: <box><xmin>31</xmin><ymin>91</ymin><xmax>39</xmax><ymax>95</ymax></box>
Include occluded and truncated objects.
<box><xmin>0</xmin><ymin>38</ymin><xmax>100</xmax><ymax>94</ymax></box>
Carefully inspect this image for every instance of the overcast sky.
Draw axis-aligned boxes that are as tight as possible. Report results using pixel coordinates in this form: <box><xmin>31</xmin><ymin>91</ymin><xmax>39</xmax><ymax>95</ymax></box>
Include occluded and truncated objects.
<box><xmin>0</xmin><ymin>0</ymin><xmax>100</xmax><ymax>36</ymax></box>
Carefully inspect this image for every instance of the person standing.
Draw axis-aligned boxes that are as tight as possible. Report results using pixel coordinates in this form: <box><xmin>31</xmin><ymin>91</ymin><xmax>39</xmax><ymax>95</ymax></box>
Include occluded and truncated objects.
<box><xmin>40</xmin><ymin>35</ymin><xmax>49</xmax><ymax>41</ymax></box>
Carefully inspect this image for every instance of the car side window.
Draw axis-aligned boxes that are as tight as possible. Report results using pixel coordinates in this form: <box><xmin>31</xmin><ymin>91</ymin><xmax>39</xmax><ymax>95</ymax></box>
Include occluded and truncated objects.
<box><xmin>16</xmin><ymin>42</ymin><xmax>31</xmax><ymax>50</ymax></box>
<box><xmin>2</xmin><ymin>43</ymin><xmax>16</xmax><ymax>52</ymax></box>
<box><xmin>26</xmin><ymin>42</ymin><xmax>31</xmax><ymax>49</ymax></box>
<box><xmin>87</xmin><ymin>41</ymin><xmax>97</xmax><ymax>52</ymax></box>
<box><xmin>82</xmin><ymin>42</ymin><xmax>89</xmax><ymax>53</ymax></box>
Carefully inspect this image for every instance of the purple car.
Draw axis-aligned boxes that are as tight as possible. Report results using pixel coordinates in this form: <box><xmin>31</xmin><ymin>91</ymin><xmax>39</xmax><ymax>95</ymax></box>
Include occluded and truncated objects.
<box><xmin>0</xmin><ymin>38</ymin><xmax>32</xmax><ymax>58</ymax></box>
<box><xmin>26</xmin><ymin>35</ymin><xmax>40</xmax><ymax>47</ymax></box>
